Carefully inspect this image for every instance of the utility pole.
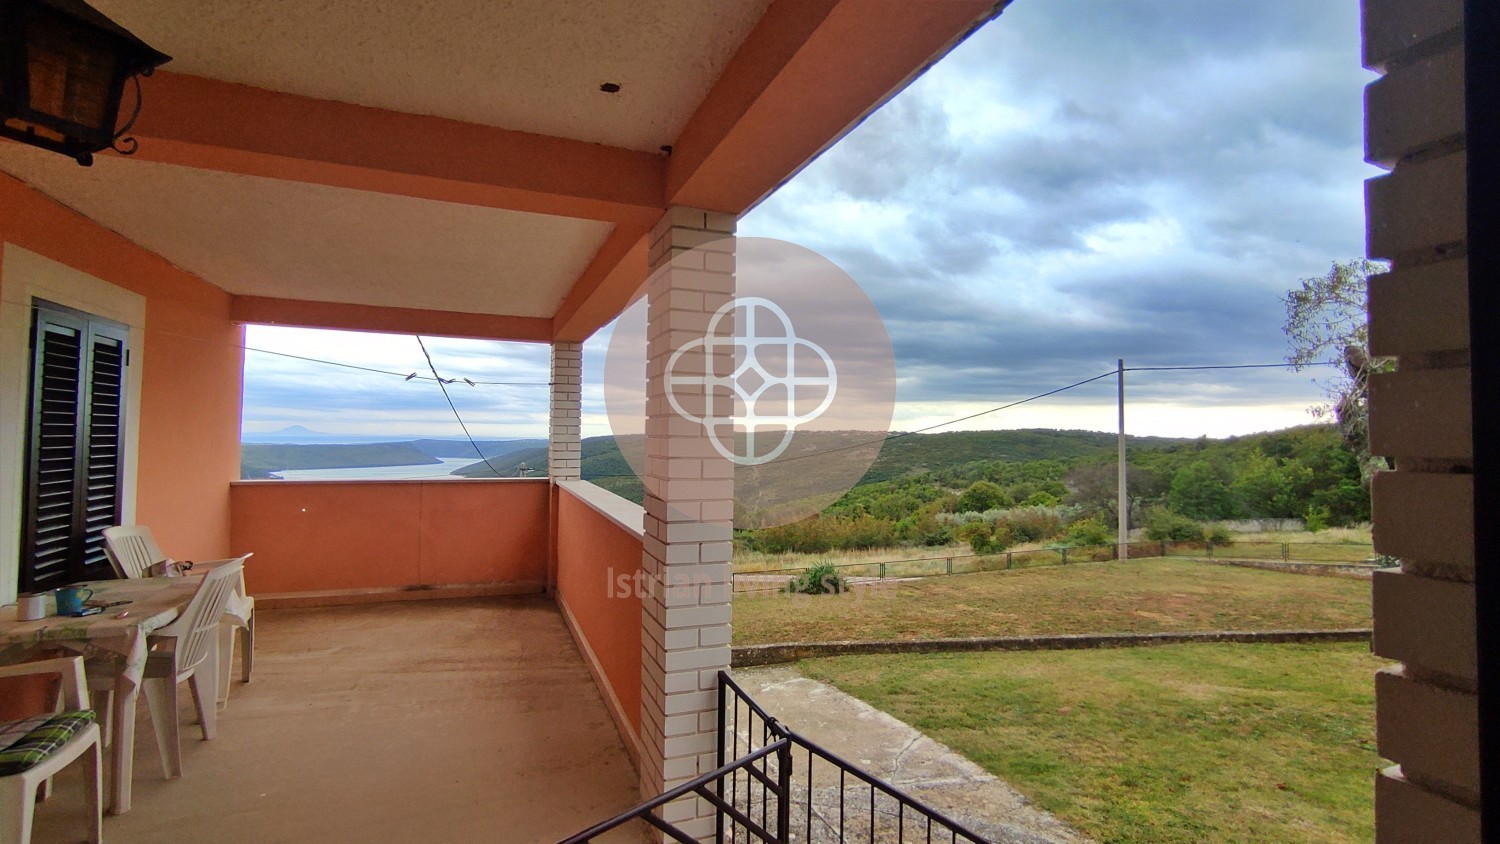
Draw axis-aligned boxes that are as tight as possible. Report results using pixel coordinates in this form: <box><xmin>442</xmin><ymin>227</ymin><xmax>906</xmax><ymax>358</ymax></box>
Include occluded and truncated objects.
<box><xmin>1117</xmin><ymin>359</ymin><xmax>1128</xmax><ymax>559</ymax></box>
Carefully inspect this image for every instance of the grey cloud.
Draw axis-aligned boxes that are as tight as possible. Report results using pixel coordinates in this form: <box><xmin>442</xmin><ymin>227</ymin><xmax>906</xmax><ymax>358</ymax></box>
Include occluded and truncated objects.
<box><xmin>739</xmin><ymin>0</ymin><xmax>1369</xmax><ymax>423</ymax></box>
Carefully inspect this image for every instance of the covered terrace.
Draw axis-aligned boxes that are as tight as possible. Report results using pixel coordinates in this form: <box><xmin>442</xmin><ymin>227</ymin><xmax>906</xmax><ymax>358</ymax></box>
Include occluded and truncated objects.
<box><xmin>0</xmin><ymin>0</ymin><xmax>1005</xmax><ymax>838</ymax></box>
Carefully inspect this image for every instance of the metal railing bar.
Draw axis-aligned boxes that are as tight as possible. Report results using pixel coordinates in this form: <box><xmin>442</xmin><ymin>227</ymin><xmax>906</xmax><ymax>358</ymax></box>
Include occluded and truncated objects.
<box><xmin>720</xmin><ymin>670</ymin><xmax>787</xmax><ymax>735</ymax></box>
<box><xmin>840</xmin><ymin>767</ymin><xmax>846</xmax><ymax>838</ymax></box>
<box><xmin>640</xmin><ymin>813</ymin><xmax>700</xmax><ymax>844</ymax></box>
<box><xmin>558</xmin><ymin>741</ymin><xmax>786</xmax><ymax>843</ymax></box>
<box><xmin>789</xmin><ymin>730</ymin><xmax>988</xmax><ymax>842</ymax></box>
<box><xmin>739</xmin><ymin>758</ymin><xmax>779</xmax><ymax>790</ymax></box>
<box><xmin>692</xmin><ymin>785</ymin><xmax>779</xmax><ymax>843</ymax></box>
<box><xmin>806</xmin><ymin>743</ymin><xmax>813</xmax><ymax>842</ymax></box>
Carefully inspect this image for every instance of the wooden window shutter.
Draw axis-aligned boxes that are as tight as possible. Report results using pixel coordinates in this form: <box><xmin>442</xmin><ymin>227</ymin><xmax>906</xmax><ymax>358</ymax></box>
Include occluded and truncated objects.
<box><xmin>21</xmin><ymin>303</ymin><xmax>129</xmax><ymax>592</ymax></box>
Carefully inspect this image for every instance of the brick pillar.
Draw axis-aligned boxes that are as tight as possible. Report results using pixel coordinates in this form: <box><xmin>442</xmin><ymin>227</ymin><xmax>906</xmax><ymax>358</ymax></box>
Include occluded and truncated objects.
<box><xmin>549</xmin><ymin>342</ymin><xmax>582</xmax><ymax>482</ymax></box>
<box><xmin>638</xmin><ymin>207</ymin><xmax>737</xmax><ymax>839</ymax></box>
<box><xmin>1363</xmin><ymin>1</ymin><xmax>1478</xmax><ymax>840</ymax></box>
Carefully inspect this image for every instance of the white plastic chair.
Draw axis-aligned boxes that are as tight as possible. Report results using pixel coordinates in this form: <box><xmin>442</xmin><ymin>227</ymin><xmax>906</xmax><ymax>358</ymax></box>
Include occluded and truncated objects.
<box><xmin>0</xmin><ymin>658</ymin><xmax>102</xmax><ymax>844</ymax></box>
<box><xmin>88</xmin><ymin>556</ymin><xmax>247</xmax><ymax>779</ymax></box>
<box><xmin>216</xmin><ymin>572</ymin><xmax>255</xmax><ymax>705</ymax></box>
<box><xmin>101</xmin><ymin>525</ymin><xmax>165</xmax><ymax>580</ymax></box>
<box><xmin>103</xmin><ymin>526</ymin><xmax>256</xmax><ymax>705</ymax></box>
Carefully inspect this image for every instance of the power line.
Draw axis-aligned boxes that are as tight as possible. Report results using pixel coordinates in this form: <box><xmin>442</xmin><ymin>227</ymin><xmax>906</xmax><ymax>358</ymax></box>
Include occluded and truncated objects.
<box><xmin>244</xmin><ymin>345</ymin><xmax>550</xmax><ymax>386</ymax></box>
<box><xmin>573</xmin><ymin>359</ymin><xmax>1348</xmax><ymax>481</ymax></box>
<box><xmin>581</xmin><ymin>368</ymin><xmax>1123</xmax><ymax>478</ymax></box>
<box><xmin>3</xmin><ymin>296</ymin><xmax>552</xmax><ymax>387</ymax></box>
<box><xmin>414</xmin><ymin>336</ymin><xmax>510</xmax><ymax>478</ymax></box>
<box><xmin>1124</xmin><ymin>361</ymin><xmax>1340</xmax><ymax>372</ymax></box>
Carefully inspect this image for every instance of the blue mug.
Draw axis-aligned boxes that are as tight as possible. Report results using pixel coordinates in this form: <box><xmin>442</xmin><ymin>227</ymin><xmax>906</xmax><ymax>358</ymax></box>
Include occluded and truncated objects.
<box><xmin>55</xmin><ymin>585</ymin><xmax>94</xmax><ymax>615</ymax></box>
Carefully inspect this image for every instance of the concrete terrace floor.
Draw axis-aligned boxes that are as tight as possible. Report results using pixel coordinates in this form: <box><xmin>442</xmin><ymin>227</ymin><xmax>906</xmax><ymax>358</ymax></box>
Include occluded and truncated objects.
<box><xmin>29</xmin><ymin>596</ymin><xmax>640</xmax><ymax>843</ymax></box>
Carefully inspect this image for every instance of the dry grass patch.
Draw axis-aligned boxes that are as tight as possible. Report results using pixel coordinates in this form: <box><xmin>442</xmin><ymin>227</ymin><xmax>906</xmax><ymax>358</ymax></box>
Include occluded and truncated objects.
<box><xmin>732</xmin><ymin>558</ymin><xmax>1370</xmax><ymax>645</ymax></box>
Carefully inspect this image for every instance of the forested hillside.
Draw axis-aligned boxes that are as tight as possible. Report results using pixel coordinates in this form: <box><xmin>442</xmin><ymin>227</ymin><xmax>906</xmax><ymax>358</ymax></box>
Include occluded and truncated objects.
<box><xmin>454</xmin><ymin>425</ymin><xmax>1366</xmax><ymax>550</ymax></box>
<box><xmin>751</xmin><ymin>424</ymin><xmax>1367</xmax><ymax>553</ymax></box>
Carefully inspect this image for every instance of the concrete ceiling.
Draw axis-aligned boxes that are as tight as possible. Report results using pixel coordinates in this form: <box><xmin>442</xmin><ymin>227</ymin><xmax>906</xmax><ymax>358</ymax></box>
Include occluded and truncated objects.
<box><xmin>90</xmin><ymin>0</ymin><xmax>772</xmax><ymax>153</ymax></box>
<box><xmin>0</xmin><ymin>144</ymin><xmax>612</xmax><ymax>318</ymax></box>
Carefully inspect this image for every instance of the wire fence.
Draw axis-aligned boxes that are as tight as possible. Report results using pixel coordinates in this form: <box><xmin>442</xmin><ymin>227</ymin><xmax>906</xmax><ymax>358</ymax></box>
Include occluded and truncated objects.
<box><xmin>732</xmin><ymin>541</ymin><xmax>1388</xmax><ymax>594</ymax></box>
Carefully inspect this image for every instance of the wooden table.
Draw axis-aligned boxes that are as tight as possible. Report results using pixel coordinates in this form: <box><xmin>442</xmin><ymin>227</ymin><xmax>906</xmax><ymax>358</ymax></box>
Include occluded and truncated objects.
<box><xmin>0</xmin><ymin>576</ymin><xmax>201</xmax><ymax>814</ymax></box>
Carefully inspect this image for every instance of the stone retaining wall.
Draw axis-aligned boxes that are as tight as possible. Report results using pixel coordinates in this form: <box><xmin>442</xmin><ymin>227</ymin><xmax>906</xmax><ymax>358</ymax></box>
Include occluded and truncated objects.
<box><xmin>732</xmin><ymin>628</ymin><xmax>1373</xmax><ymax>667</ymax></box>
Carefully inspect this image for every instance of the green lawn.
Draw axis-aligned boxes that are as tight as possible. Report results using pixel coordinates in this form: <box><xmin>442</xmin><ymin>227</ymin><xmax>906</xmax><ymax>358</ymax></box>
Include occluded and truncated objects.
<box><xmin>802</xmin><ymin>643</ymin><xmax>1385</xmax><ymax>844</ymax></box>
<box><xmin>732</xmin><ymin>558</ymin><xmax>1371</xmax><ymax>645</ymax></box>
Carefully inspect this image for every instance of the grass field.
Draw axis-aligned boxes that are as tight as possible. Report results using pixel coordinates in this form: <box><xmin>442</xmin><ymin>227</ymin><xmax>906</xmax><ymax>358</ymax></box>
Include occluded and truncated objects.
<box><xmin>733</xmin><ymin>527</ymin><xmax>1377</xmax><ymax>576</ymax></box>
<box><xmin>732</xmin><ymin>558</ymin><xmax>1371</xmax><ymax>645</ymax></box>
<box><xmin>802</xmin><ymin>643</ymin><xmax>1385</xmax><ymax>844</ymax></box>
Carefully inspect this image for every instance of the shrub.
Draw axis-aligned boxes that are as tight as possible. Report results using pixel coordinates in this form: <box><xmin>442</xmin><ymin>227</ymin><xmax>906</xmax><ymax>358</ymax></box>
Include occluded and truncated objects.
<box><xmin>954</xmin><ymin>480</ymin><xmax>1013</xmax><ymax>514</ymax></box>
<box><xmin>785</xmin><ymin>562</ymin><xmax>847</xmax><ymax>595</ymax></box>
<box><xmin>1205</xmin><ymin>524</ymin><xmax>1234</xmax><ymax>545</ymax></box>
<box><xmin>1143</xmin><ymin>507</ymin><xmax>1206</xmax><ymax>542</ymax></box>
<box><xmin>958</xmin><ymin>521</ymin><xmax>1013</xmax><ymax>555</ymax></box>
<box><xmin>1021</xmin><ymin>490</ymin><xmax>1061</xmax><ymax>507</ymax></box>
<box><xmin>1065</xmin><ymin>517</ymin><xmax>1113</xmax><ymax>547</ymax></box>
<box><xmin>1305</xmin><ymin>505</ymin><xmax>1330</xmax><ymax>533</ymax></box>
<box><xmin>998</xmin><ymin>506</ymin><xmax>1066</xmax><ymax>543</ymax></box>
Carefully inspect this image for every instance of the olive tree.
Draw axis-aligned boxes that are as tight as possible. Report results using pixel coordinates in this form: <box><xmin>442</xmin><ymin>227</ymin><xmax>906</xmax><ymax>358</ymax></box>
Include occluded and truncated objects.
<box><xmin>1281</xmin><ymin>258</ymin><xmax>1391</xmax><ymax>485</ymax></box>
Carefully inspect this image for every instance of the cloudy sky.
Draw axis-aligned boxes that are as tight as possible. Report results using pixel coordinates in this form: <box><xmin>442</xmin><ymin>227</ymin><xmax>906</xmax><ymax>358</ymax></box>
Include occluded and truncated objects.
<box><xmin>242</xmin><ymin>0</ymin><xmax>1379</xmax><ymax>442</ymax></box>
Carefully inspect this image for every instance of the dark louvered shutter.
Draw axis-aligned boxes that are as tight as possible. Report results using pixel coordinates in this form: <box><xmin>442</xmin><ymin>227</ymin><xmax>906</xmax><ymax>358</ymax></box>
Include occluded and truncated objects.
<box><xmin>21</xmin><ymin>303</ymin><xmax>129</xmax><ymax>592</ymax></box>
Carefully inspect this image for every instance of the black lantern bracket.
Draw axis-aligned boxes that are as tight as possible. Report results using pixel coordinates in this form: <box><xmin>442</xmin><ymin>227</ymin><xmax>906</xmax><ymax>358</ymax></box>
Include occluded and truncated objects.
<box><xmin>0</xmin><ymin>0</ymin><xmax>171</xmax><ymax>166</ymax></box>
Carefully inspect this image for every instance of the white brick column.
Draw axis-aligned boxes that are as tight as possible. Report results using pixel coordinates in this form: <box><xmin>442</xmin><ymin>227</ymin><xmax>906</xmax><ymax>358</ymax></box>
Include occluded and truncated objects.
<box><xmin>549</xmin><ymin>342</ymin><xmax>582</xmax><ymax>481</ymax></box>
<box><xmin>638</xmin><ymin>207</ymin><xmax>737</xmax><ymax>838</ymax></box>
<box><xmin>1362</xmin><ymin>0</ymin><xmax>1478</xmax><ymax>840</ymax></box>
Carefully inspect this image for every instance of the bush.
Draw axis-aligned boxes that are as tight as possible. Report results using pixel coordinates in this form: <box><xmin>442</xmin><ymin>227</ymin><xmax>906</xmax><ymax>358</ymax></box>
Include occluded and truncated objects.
<box><xmin>785</xmin><ymin>562</ymin><xmax>847</xmax><ymax>595</ymax></box>
<box><xmin>1021</xmin><ymin>490</ymin><xmax>1061</xmax><ymax>507</ymax></box>
<box><xmin>1143</xmin><ymin>507</ymin><xmax>1206</xmax><ymax>542</ymax></box>
<box><xmin>749</xmin><ymin>514</ymin><xmax>900</xmax><ymax>554</ymax></box>
<box><xmin>954</xmin><ymin>480</ymin><xmax>1012</xmax><ymax>514</ymax></box>
<box><xmin>1305</xmin><ymin>505</ymin><xmax>1330</xmax><ymax>533</ymax></box>
<box><xmin>997</xmin><ymin>506</ymin><xmax>1067</xmax><ymax>543</ymax></box>
<box><xmin>958</xmin><ymin>520</ymin><xmax>1013</xmax><ymax>555</ymax></box>
<box><xmin>1205</xmin><ymin>524</ymin><xmax>1234</xmax><ymax>545</ymax></box>
<box><xmin>1065</xmin><ymin>517</ymin><xmax>1113</xmax><ymax>547</ymax></box>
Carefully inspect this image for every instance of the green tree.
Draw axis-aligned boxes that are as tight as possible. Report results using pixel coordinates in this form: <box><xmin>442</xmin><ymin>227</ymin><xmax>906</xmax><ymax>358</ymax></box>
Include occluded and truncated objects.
<box><xmin>1167</xmin><ymin>460</ymin><xmax>1237</xmax><ymax>520</ymax></box>
<box><xmin>1282</xmin><ymin>259</ymin><xmax>1392</xmax><ymax>485</ymax></box>
<box><xmin>1232</xmin><ymin>451</ymin><xmax>1314</xmax><ymax>519</ymax></box>
<box><xmin>1064</xmin><ymin>461</ymin><xmax>1166</xmax><ymax>526</ymax></box>
<box><xmin>954</xmin><ymin>480</ymin><xmax>1011</xmax><ymax>513</ymax></box>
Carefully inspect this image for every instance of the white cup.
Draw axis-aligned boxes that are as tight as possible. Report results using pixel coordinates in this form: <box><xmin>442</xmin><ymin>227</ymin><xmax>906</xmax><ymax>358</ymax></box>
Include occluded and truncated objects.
<box><xmin>16</xmin><ymin>592</ymin><xmax>49</xmax><ymax>621</ymax></box>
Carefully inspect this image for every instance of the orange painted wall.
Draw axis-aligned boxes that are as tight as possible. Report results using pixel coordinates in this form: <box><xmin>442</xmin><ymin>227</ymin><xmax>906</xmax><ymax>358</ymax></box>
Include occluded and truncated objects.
<box><xmin>0</xmin><ymin>173</ymin><xmax>242</xmax><ymax>717</ymax></box>
<box><xmin>0</xmin><ymin>174</ymin><xmax>242</xmax><ymax>561</ymax></box>
<box><xmin>555</xmin><ymin>486</ymin><xmax>643</xmax><ymax>734</ymax></box>
<box><xmin>228</xmin><ymin>479</ymin><xmax>549</xmax><ymax>595</ymax></box>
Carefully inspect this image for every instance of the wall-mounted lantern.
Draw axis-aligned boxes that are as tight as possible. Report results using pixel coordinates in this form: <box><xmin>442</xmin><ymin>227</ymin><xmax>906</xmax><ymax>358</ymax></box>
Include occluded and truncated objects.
<box><xmin>0</xmin><ymin>0</ymin><xmax>170</xmax><ymax>165</ymax></box>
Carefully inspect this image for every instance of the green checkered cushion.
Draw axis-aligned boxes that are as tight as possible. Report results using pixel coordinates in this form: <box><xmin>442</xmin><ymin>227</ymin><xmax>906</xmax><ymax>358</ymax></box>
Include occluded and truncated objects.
<box><xmin>0</xmin><ymin>711</ymin><xmax>95</xmax><ymax>775</ymax></box>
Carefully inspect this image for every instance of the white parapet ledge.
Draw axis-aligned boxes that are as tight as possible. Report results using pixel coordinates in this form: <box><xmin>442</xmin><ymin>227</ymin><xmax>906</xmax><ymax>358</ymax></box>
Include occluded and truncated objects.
<box><xmin>229</xmin><ymin>477</ymin><xmax>550</xmax><ymax>487</ymax></box>
<box><xmin>558</xmin><ymin>479</ymin><xmax>645</xmax><ymax>538</ymax></box>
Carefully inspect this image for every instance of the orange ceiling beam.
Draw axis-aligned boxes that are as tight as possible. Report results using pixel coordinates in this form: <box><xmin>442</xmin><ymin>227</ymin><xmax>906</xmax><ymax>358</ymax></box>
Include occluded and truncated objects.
<box><xmin>126</xmin><ymin>72</ymin><xmax>665</xmax><ymax>227</ymax></box>
<box><xmin>552</xmin><ymin>0</ymin><xmax>1003</xmax><ymax>341</ymax></box>
<box><xmin>552</xmin><ymin>226</ymin><xmax>650</xmax><ymax>342</ymax></box>
<box><xmin>231</xmin><ymin>296</ymin><xmax>552</xmax><ymax>343</ymax></box>
<box><xmin>117</xmin><ymin>3</ymin><xmax>1005</xmax><ymax>344</ymax></box>
<box><xmin>667</xmin><ymin>0</ymin><xmax>1006</xmax><ymax>214</ymax></box>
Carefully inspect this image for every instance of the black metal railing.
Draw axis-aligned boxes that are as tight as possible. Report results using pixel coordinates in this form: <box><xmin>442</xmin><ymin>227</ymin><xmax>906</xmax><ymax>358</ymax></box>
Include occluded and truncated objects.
<box><xmin>561</xmin><ymin>671</ymin><xmax>989</xmax><ymax>843</ymax></box>
<box><xmin>559</xmin><ymin>741</ymin><xmax>790</xmax><ymax>844</ymax></box>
